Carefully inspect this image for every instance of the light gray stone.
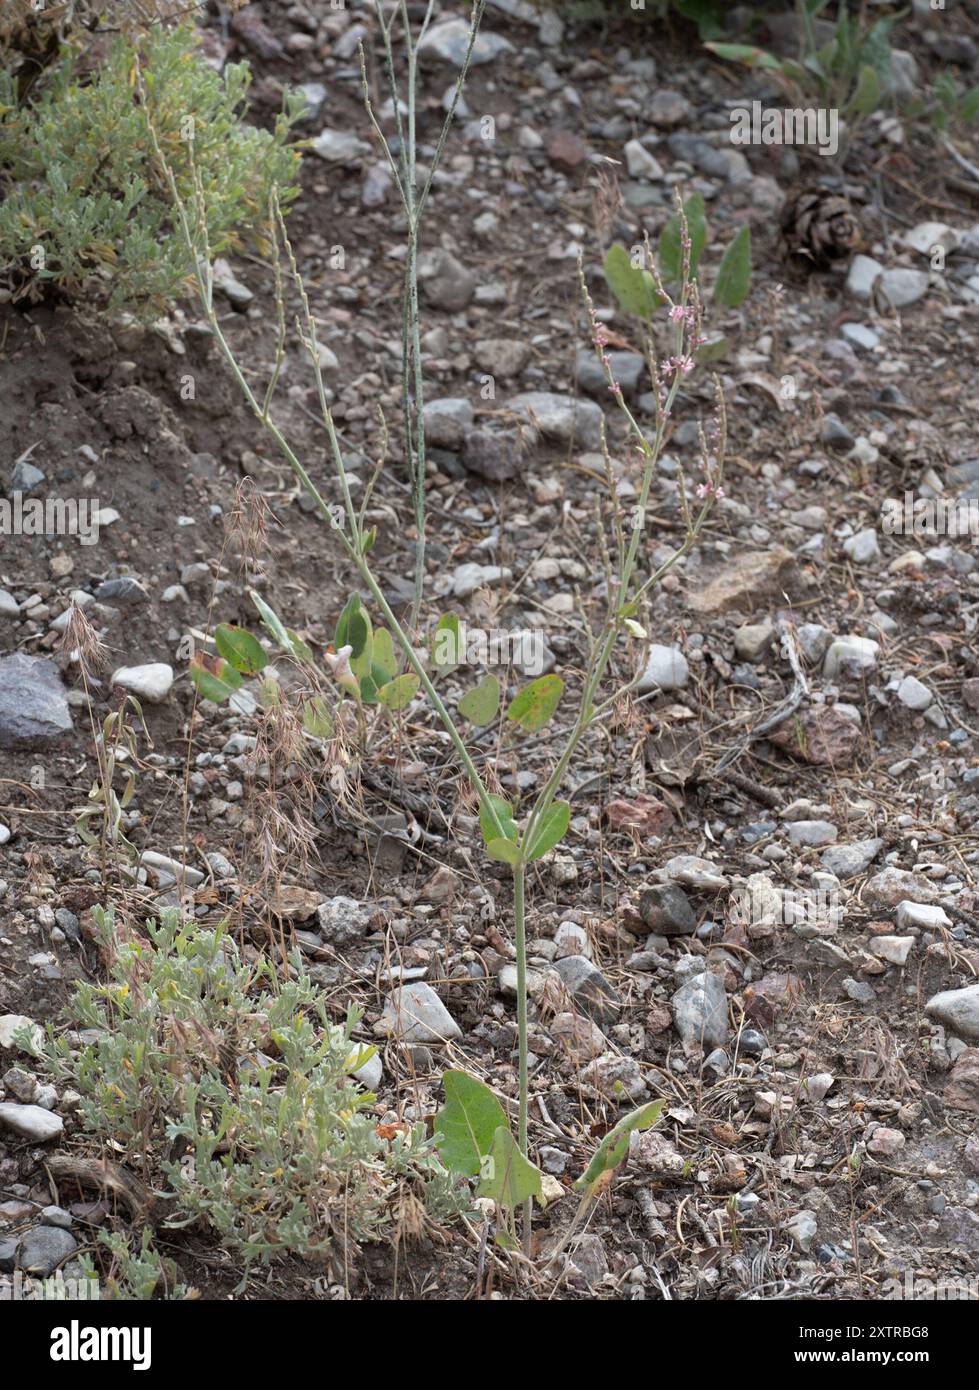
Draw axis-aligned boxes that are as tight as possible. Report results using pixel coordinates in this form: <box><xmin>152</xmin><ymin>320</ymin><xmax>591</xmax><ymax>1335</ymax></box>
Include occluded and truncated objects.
<box><xmin>378</xmin><ymin>984</ymin><xmax>461</xmax><ymax>1044</ymax></box>
<box><xmin>672</xmin><ymin>971</ymin><xmax>728</xmax><ymax>1050</ymax></box>
<box><xmin>823</xmin><ymin>635</ymin><xmax>879</xmax><ymax>680</ymax></box>
<box><xmin>509</xmin><ymin>391</ymin><xmax>604</xmax><ymax>450</ymax></box>
<box><xmin>0</xmin><ymin>654</ymin><xmax>72</xmax><ymax>749</ymax></box>
<box><xmin>0</xmin><ymin>1102</ymin><xmax>63</xmax><ymax>1142</ymax></box>
<box><xmin>637</xmin><ymin>643</ymin><xmax>688</xmax><ymax>693</ymax></box>
<box><xmin>879</xmin><ymin>268</ymin><xmax>930</xmax><ymax>308</ymax></box>
<box><xmin>110</xmin><ymin>663</ymin><xmax>174</xmax><ymax>703</ymax></box>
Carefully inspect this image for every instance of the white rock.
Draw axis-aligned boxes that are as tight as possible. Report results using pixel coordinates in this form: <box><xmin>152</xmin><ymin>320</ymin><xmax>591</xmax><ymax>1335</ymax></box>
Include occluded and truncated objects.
<box><xmin>311</xmin><ymin>128</ymin><xmax>371</xmax><ymax>164</ymax></box>
<box><xmin>846</xmin><ymin>254</ymin><xmax>883</xmax><ymax>301</ymax></box>
<box><xmin>663</xmin><ymin>855</ymin><xmax>728</xmax><ymax>890</ymax></box>
<box><xmin>624</xmin><ymin>139</ymin><xmax>664</xmax><ymax>180</ymax></box>
<box><xmin>378</xmin><ymin>983</ymin><xmax>461</xmax><ymax>1044</ymax></box>
<box><xmin>0</xmin><ymin>589</ymin><xmax>18</xmax><ymax>619</ymax></box>
<box><xmin>110</xmin><ymin>663</ymin><xmax>174</xmax><ymax>703</ymax></box>
<box><xmin>0</xmin><ymin>1102</ymin><xmax>63</xmax><ymax>1142</ymax></box>
<box><xmin>823</xmin><ymin>635</ymin><xmax>879</xmax><ymax>680</ymax></box>
<box><xmin>895</xmin><ymin>900</ymin><xmax>951</xmax><ymax>930</ymax></box>
<box><xmin>637</xmin><ymin>643</ymin><xmax>689</xmax><ymax>693</ymax></box>
<box><xmin>879</xmin><ymin>268</ymin><xmax>930</xmax><ymax>308</ymax></box>
<box><xmin>451</xmin><ymin>563</ymin><xmax>511</xmax><ymax>598</ymax></box>
<box><xmin>925</xmin><ymin>984</ymin><xmax>979</xmax><ymax>1041</ymax></box>
<box><xmin>211</xmin><ymin>257</ymin><xmax>253</xmax><ymax>307</ymax></box>
<box><xmin>895</xmin><ymin>675</ymin><xmax>932</xmax><ymax>710</ymax></box>
<box><xmin>418</xmin><ymin>18</ymin><xmax>514</xmax><ymax>66</ymax></box>
<box><xmin>871</xmin><ymin>935</ymin><xmax>914</xmax><ymax>966</ymax></box>
<box><xmin>0</xmin><ymin>1014</ymin><xmax>43</xmax><ymax>1052</ymax></box>
<box><xmin>843</xmin><ymin>528</ymin><xmax>880</xmax><ymax>565</ymax></box>
<box><xmin>899</xmin><ymin>222</ymin><xmax>960</xmax><ymax>257</ymax></box>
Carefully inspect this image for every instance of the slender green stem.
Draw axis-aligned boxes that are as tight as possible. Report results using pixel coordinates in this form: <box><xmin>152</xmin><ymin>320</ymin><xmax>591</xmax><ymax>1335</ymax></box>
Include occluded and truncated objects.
<box><xmin>513</xmin><ymin>862</ymin><xmax>531</xmax><ymax>1255</ymax></box>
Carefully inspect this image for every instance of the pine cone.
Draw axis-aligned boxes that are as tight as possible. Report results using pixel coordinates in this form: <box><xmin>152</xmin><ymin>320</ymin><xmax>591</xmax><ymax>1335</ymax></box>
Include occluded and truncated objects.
<box><xmin>779</xmin><ymin>187</ymin><xmax>863</xmax><ymax>270</ymax></box>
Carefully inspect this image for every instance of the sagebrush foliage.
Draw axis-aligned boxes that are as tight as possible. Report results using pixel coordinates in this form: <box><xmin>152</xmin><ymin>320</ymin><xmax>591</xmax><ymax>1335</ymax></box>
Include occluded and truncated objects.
<box><xmin>0</xmin><ymin>23</ymin><xmax>302</xmax><ymax>315</ymax></box>
<box><xmin>46</xmin><ymin>908</ymin><xmax>465</xmax><ymax>1277</ymax></box>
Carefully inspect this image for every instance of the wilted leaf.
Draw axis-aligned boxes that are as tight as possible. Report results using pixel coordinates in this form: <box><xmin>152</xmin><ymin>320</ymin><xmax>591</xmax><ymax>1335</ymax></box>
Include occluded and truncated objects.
<box><xmin>189</xmin><ymin>651</ymin><xmax>243</xmax><ymax>703</ymax></box>
<box><xmin>574</xmin><ymin>1099</ymin><xmax>664</xmax><ymax>1194</ymax></box>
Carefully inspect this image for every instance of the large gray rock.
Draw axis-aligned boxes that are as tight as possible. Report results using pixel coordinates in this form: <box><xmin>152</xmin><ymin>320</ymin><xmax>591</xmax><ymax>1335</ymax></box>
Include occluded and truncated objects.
<box><xmin>553</xmin><ymin>955</ymin><xmax>620</xmax><ymax>1025</ymax></box>
<box><xmin>820</xmin><ymin>838</ymin><xmax>882</xmax><ymax>879</ymax></box>
<box><xmin>926</xmin><ymin>985</ymin><xmax>979</xmax><ymax>1042</ymax></box>
<box><xmin>18</xmin><ymin>1226</ymin><xmax>78</xmax><ymax>1276</ymax></box>
<box><xmin>424</xmin><ymin>398</ymin><xmax>474</xmax><ymax>450</ymax></box>
<box><xmin>418</xmin><ymin>18</ymin><xmax>514</xmax><ymax>66</ymax></box>
<box><xmin>637</xmin><ymin>643</ymin><xmax>688</xmax><ymax>693</ymax></box>
<box><xmin>672</xmin><ymin>971</ymin><xmax>728</xmax><ymax>1050</ymax></box>
<box><xmin>574</xmin><ymin>348</ymin><xmax>645</xmax><ymax>400</ymax></box>
<box><xmin>509</xmin><ymin>391</ymin><xmax>604</xmax><ymax>450</ymax></box>
<box><xmin>417</xmin><ymin>248</ymin><xmax>477</xmax><ymax>312</ymax></box>
<box><xmin>0</xmin><ymin>1102</ymin><xmax>63</xmax><ymax>1142</ymax></box>
<box><xmin>0</xmin><ymin>654</ymin><xmax>72</xmax><ymax>750</ymax></box>
<box><xmin>378</xmin><ymin>984</ymin><xmax>461</xmax><ymax>1044</ymax></box>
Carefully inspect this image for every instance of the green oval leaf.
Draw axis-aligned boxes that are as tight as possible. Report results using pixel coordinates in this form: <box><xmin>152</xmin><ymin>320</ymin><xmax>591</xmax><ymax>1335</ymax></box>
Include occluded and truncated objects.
<box><xmin>525</xmin><ymin>800</ymin><xmax>571</xmax><ymax>862</ymax></box>
<box><xmin>376</xmin><ymin>672</ymin><xmax>420</xmax><ymax>711</ymax></box>
<box><xmin>659</xmin><ymin>192</ymin><xmax>706</xmax><ymax>283</ymax></box>
<box><xmin>215</xmin><ymin>624</ymin><xmax>268</xmax><ymax>676</ymax></box>
<box><xmin>458</xmin><ymin>673</ymin><xmax>500</xmax><ymax>726</ymax></box>
<box><xmin>713</xmin><ymin>224</ymin><xmax>752</xmax><ymax>309</ymax></box>
<box><xmin>302</xmin><ymin>695</ymin><xmax>334</xmax><ymax>738</ymax></box>
<box><xmin>479</xmin><ymin>793</ymin><xmax>517</xmax><ymax>846</ymax></box>
<box><xmin>435</xmin><ymin>1070</ymin><xmax>508</xmax><ymax>1177</ymax></box>
<box><xmin>477</xmin><ymin>1126</ymin><xmax>543</xmax><ymax>1210</ymax></box>
<box><xmin>506</xmin><ymin>674</ymin><xmax>564</xmax><ymax>733</ymax></box>
<box><xmin>603</xmin><ymin>242</ymin><xmax>660</xmax><ymax>320</ymax></box>
<box><xmin>432</xmin><ymin>613</ymin><xmax>463</xmax><ymax>672</ymax></box>
<box><xmin>373</xmin><ymin>628</ymin><xmax>396</xmax><ymax>683</ymax></box>
<box><xmin>485</xmin><ymin>836</ymin><xmax>522</xmax><ymax>865</ymax></box>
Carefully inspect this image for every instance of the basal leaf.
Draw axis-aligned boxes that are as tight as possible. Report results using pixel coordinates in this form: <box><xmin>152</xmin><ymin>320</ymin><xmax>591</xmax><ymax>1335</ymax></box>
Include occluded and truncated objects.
<box><xmin>189</xmin><ymin>651</ymin><xmax>243</xmax><ymax>703</ymax></box>
<box><xmin>659</xmin><ymin>192</ymin><xmax>706</xmax><ymax>283</ymax></box>
<box><xmin>376</xmin><ymin>672</ymin><xmax>420</xmax><ymax>711</ymax></box>
<box><xmin>477</xmin><ymin>1126</ymin><xmax>543</xmax><ymax>1210</ymax></box>
<box><xmin>525</xmin><ymin>800</ymin><xmax>571</xmax><ymax>862</ymax></box>
<box><xmin>479</xmin><ymin>793</ymin><xmax>517</xmax><ymax>846</ymax></box>
<box><xmin>432</xmin><ymin>613</ymin><xmax>463</xmax><ymax>672</ymax></box>
<box><xmin>485</xmin><ymin>836</ymin><xmax>522</xmax><ymax>865</ymax></box>
<box><xmin>250</xmin><ymin>589</ymin><xmax>293</xmax><ymax>654</ymax></box>
<box><xmin>435</xmin><ymin>1070</ymin><xmax>508</xmax><ymax>1177</ymax></box>
<box><xmin>214</xmin><ymin>623</ymin><xmax>268</xmax><ymax>676</ymax></box>
<box><xmin>603</xmin><ymin>242</ymin><xmax>660</xmax><ymax>320</ymax></box>
<box><xmin>302</xmin><ymin>695</ymin><xmax>333</xmax><ymax>738</ymax></box>
<box><xmin>373</xmin><ymin>628</ymin><xmax>396</xmax><ymax>682</ymax></box>
<box><xmin>506</xmin><ymin>673</ymin><xmax>564</xmax><ymax>733</ymax></box>
<box><xmin>713</xmin><ymin>224</ymin><xmax>751</xmax><ymax>309</ymax></box>
<box><xmin>458</xmin><ymin>673</ymin><xmax>500</xmax><ymax>726</ymax></box>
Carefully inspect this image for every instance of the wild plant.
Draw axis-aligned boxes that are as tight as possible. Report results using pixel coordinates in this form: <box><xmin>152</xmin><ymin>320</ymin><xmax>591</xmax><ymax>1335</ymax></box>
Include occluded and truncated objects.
<box><xmin>150</xmin><ymin>3</ymin><xmax>725</xmax><ymax>1256</ymax></box>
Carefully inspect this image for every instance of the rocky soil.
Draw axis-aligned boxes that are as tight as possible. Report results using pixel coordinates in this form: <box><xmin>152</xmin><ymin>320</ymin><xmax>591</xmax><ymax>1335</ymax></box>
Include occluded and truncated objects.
<box><xmin>2</xmin><ymin>0</ymin><xmax>979</xmax><ymax>1300</ymax></box>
